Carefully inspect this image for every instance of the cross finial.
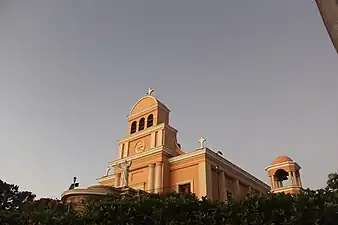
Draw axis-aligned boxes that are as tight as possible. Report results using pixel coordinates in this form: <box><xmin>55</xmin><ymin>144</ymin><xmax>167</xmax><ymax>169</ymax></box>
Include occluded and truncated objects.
<box><xmin>199</xmin><ymin>137</ymin><xmax>206</xmax><ymax>148</ymax></box>
<box><xmin>147</xmin><ymin>88</ymin><xmax>154</xmax><ymax>96</ymax></box>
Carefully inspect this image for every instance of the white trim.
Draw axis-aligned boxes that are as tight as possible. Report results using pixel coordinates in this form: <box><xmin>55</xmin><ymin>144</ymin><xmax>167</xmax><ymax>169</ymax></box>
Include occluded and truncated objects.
<box><xmin>272</xmin><ymin>186</ymin><xmax>302</xmax><ymax>193</ymax></box>
<box><xmin>265</xmin><ymin>161</ymin><xmax>301</xmax><ymax>171</ymax></box>
<box><xmin>118</xmin><ymin>123</ymin><xmax>165</xmax><ymax>143</ymax></box>
<box><xmin>128</xmin><ymin>96</ymin><xmax>170</xmax><ymax>117</ymax></box>
<box><xmin>108</xmin><ymin>146</ymin><xmax>176</xmax><ymax>167</ymax></box>
<box><xmin>129</xmin><ymin>105</ymin><xmax>158</xmax><ymax>119</ymax></box>
<box><xmin>61</xmin><ymin>188</ymin><xmax>119</xmax><ymax>199</ymax></box>
<box><xmin>206</xmin><ymin>149</ymin><xmax>270</xmax><ymax>190</ymax></box>
<box><xmin>96</xmin><ymin>174</ymin><xmax>115</xmax><ymax>182</ymax></box>
<box><xmin>169</xmin><ymin>148</ymin><xmax>205</xmax><ymax>163</ymax></box>
<box><xmin>176</xmin><ymin>179</ymin><xmax>194</xmax><ymax>193</ymax></box>
<box><xmin>129</xmin><ymin>96</ymin><xmax>158</xmax><ymax>116</ymax></box>
<box><xmin>168</xmin><ymin>148</ymin><xmax>270</xmax><ymax>190</ymax></box>
<box><xmin>272</xmin><ymin>185</ymin><xmax>302</xmax><ymax>191</ymax></box>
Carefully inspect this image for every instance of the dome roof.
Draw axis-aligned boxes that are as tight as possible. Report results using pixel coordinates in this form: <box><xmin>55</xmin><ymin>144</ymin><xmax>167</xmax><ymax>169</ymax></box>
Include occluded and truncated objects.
<box><xmin>272</xmin><ymin>156</ymin><xmax>293</xmax><ymax>165</ymax></box>
<box><xmin>129</xmin><ymin>95</ymin><xmax>169</xmax><ymax>116</ymax></box>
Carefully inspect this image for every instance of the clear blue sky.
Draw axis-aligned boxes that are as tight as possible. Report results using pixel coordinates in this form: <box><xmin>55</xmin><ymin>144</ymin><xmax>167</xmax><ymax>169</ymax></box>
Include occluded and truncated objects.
<box><xmin>1</xmin><ymin>0</ymin><xmax>337</xmax><ymax>199</ymax></box>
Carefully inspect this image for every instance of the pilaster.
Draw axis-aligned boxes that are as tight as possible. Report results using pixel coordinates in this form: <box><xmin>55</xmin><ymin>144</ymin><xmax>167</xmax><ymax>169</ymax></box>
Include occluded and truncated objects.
<box><xmin>148</xmin><ymin>164</ymin><xmax>155</xmax><ymax>193</ymax></box>
<box><xmin>154</xmin><ymin>162</ymin><xmax>163</xmax><ymax>193</ymax></box>
<box><xmin>198</xmin><ymin>162</ymin><xmax>207</xmax><ymax>198</ymax></box>
<box><xmin>206</xmin><ymin>163</ymin><xmax>212</xmax><ymax>198</ymax></box>
<box><xmin>119</xmin><ymin>144</ymin><xmax>124</xmax><ymax>159</ymax></box>
<box><xmin>235</xmin><ymin>179</ymin><xmax>240</xmax><ymax>198</ymax></box>
<box><xmin>289</xmin><ymin>171</ymin><xmax>294</xmax><ymax>185</ymax></box>
<box><xmin>114</xmin><ymin>173</ymin><xmax>121</xmax><ymax>187</ymax></box>
<box><xmin>157</xmin><ymin>129</ymin><xmax>163</xmax><ymax>147</ymax></box>
<box><xmin>218</xmin><ymin>171</ymin><xmax>226</xmax><ymax>201</ymax></box>
<box><xmin>150</xmin><ymin>132</ymin><xmax>156</xmax><ymax>148</ymax></box>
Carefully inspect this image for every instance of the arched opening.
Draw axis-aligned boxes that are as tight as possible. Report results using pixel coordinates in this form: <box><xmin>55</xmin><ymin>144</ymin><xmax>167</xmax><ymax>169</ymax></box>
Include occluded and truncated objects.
<box><xmin>147</xmin><ymin>114</ymin><xmax>154</xmax><ymax>128</ymax></box>
<box><xmin>138</xmin><ymin>118</ymin><xmax>145</xmax><ymax>131</ymax></box>
<box><xmin>130</xmin><ymin>121</ymin><xmax>137</xmax><ymax>134</ymax></box>
<box><xmin>274</xmin><ymin>169</ymin><xmax>290</xmax><ymax>188</ymax></box>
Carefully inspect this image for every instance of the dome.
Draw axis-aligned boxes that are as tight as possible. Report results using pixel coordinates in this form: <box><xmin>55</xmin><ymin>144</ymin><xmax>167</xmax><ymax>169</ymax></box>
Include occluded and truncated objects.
<box><xmin>272</xmin><ymin>156</ymin><xmax>293</xmax><ymax>165</ymax></box>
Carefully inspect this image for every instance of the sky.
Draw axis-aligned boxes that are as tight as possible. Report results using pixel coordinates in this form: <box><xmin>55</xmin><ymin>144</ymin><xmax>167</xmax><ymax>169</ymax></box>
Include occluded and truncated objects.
<box><xmin>1</xmin><ymin>0</ymin><xmax>337</xmax><ymax>199</ymax></box>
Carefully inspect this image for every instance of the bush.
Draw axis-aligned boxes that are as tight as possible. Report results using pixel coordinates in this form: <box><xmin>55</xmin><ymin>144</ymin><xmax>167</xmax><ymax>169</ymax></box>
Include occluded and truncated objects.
<box><xmin>1</xmin><ymin>172</ymin><xmax>337</xmax><ymax>224</ymax></box>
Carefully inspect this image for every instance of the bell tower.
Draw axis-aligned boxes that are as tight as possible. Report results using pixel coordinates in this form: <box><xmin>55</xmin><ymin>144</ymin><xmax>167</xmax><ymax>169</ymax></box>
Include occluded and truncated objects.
<box><xmin>117</xmin><ymin>88</ymin><xmax>183</xmax><ymax>159</ymax></box>
<box><xmin>265</xmin><ymin>156</ymin><xmax>303</xmax><ymax>194</ymax></box>
<box><xmin>97</xmin><ymin>89</ymin><xmax>184</xmax><ymax>192</ymax></box>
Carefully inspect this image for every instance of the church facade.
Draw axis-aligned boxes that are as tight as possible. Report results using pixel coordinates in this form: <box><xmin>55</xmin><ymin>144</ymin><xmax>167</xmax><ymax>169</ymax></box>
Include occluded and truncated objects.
<box><xmin>62</xmin><ymin>89</ymin><xmax>304</xmax><ymax>205</ymax></box>
<box><xmin>96</xmin><ymin>90</ymin><xmax>270</xmax><ymax>200</ymax></box>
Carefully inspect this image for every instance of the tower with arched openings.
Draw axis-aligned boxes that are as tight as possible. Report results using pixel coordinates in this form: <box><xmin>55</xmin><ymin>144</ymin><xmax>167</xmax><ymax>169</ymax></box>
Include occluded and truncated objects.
<box><xmin>265</xmin><ymin>156</ymin><xmax>303</xmax><ymax>194</ymax></box>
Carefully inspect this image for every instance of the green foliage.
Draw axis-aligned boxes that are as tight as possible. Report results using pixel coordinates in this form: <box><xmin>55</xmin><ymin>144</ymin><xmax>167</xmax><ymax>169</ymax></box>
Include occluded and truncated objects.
<box><xmin>20</xmin><ymin>198</ymin><xmax>80</xmax><ymax>225</ymax></box>
<box><xmin>80</xmin><ymin>190</ymin><xmax>338</xmax><ymax>225</ymax></box>
<box><xmin>326</xmin><ymin>171</ymin><xmax>338</xmax><ymax>191</ymax></box>
<box><xmin>0</xmin><ymin>172</ymin><xmax>337</xmax><ymax>224</ymax></box>
<box><xmin>0</xmin><ymin>179</ymin><xmax>35</xmax><ymax>225</ymax></box>
<box><xmin>0</xmin><ymin>179</ymin><xmax>35</xmax><ymax>211</ymax></box>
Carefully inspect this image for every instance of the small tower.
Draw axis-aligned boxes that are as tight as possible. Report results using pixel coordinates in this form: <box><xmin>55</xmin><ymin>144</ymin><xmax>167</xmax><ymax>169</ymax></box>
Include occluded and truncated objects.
<box><xmin>265</xmin><ymin>156</ymin><xmax>303</xmax><ymax>194</ymax></box>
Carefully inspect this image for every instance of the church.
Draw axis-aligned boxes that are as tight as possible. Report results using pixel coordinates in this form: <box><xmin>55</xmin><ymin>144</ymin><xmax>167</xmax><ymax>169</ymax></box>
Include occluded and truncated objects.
<box><xmin>62</xmin><ymin>89</ymin><xmax>303</xmax><ymax>204</ymax></box>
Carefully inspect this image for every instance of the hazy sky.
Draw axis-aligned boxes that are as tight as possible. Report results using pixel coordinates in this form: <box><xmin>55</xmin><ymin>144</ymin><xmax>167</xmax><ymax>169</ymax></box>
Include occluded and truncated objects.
<box><xmin>1</xmin><ymin>1</ymin><xmax>337</xmax><ymax>198</ymax></box>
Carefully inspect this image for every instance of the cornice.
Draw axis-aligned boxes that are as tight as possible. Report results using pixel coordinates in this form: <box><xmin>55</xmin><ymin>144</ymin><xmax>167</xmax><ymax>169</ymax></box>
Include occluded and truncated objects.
<box><xmin>272</xmin><ymin>186</ymin><xmax>302</xmax><ymax>193</ymax></box>
<box><xmin>128</xmin><ymin>96</ymin><xmax>170</xmax><ymax>118</ymax></box>
<box><xmin>168</xmin><ymin>148</ymin><xmax>270</xmax><ymax>190</ymax></box>
<box><xmin>206</xmin><ymin>149</ymin><xmax>270</xmax><ymax>190</ymax></box>
<box><xmin>119</xmin><ymin>123</ymin><xmax>165</xmax><ymax>143</ymax></box>
<box><xmin>108</xmin><ymin>146</ymin><xmax>177</xmax><ymax>167</ymax></box>
<box><xmin>168</xmin><ymin>148</ymin><xmax>205</xmax><ymax>163</ymax></box>
<box><xmin>265</xmin><ymin>161</ymin><xmax>301</xmax><ymax>171</ymax></box>
<box><xmin>128</xmin><ymin>105</ymin><xmax>158</xmax><ymax>120</ymax></box>
<box><xmin>166</xmin><ymin>125</ymin><xmax>178</xmax><ymax>133</ymax></box>
<box><xmin>61</xmin><ymin>189</ymin><xmax>114</xmax><ymax>199</ymax></box>
<box><xmin>96</xmin><ymin>174</ymin><xmax>115</xmax><ymax>182</ymax></box>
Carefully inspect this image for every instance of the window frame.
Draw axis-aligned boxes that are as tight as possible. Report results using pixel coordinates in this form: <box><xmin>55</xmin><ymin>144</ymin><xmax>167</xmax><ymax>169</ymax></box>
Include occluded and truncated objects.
<box><xmin>176</xmin><ymin>180</ymin><xmax>194</xmax><ymax>194</ymax></box>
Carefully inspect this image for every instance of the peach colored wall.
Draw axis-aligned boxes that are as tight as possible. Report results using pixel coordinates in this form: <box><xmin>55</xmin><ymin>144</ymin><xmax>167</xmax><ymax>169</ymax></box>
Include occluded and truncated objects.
<box><xmin>211</xmin><ymin>169</ymin><xmax>219</xmax><ymax>200</ymax></box>
<box><xmin>170</xmin><ymin>163</ymin><xmax>199</xmax><ymax>194</ymax></box>
<box><xmin>209</xmin><ymin>169</ymin><xmax>254</xmax><ymax>200</ymax></box>
<box><xmin>207</xmin><ymin>154</ymin><xmax>269</xmax><ymax>196</ymax></box>
<box><xmin>127</xmin><ymin>111</ymin><xmax>157</xmax><ymax>135</ymax></box>
<box><xmin>225</xmin><ymin>177</ymin><xmax>234</xmax><ymax>194</ymax></box>
<box><xmin>162</xmin><ymin>158</ymin><xmax>171</xmax><ymax>194</ymax></box>
<box><xmin>130</xmin><ymin>97</ymin><xmax>157</xmax><ymax>115</ymax></box>
<box><xmin>239</xmin><ymin>183</ymin><xmax>249</xmax><ymax>198</ymax></box>
<box><xmin>164</xmin><ymin>129</ymin><xmax>177</xmax><ymax>151</ymax></box>
<box><xmin>129</xmin><ymin>167</ymin><xmax>148</xmax><ymax>190</ymax></box>
<box><xmin>128</xmin><ymin>134</ymin><xmax>151</xmax><ymax>156</ymax></box>
<box><xmin>131</xmin><ymin>152</ymin><xmax>163</xmax><ymax>168</ymax></box>
<box><xmin>112</xmin><ymin>152</ymin><xmax>162</xmax><ymax>178</ymax></box>
<box><xmin>157</xmin><ymin>109</ymin><xmax>169</xmax><ymax>125</ymax></box>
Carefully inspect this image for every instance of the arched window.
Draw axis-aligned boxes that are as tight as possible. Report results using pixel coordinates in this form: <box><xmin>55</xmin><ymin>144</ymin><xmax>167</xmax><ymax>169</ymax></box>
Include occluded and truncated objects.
<box><xmin>130</xmin><ymin>121</ymin><xmax>137</xmax><ymax>134</ymax></box>
<box><xmin>147</xmin><ymin>114</ymin><xmax>154</xmax><ymax>128</ymax></box>
<box><xmin>274</xmin><ymin>169</ymin><xmax>290</xmax><ymax>187</ymax></box>
<box><xmin>139</xmin><ymin>118</ymin><xmax>145</xmax><ymax>131</ymax></box>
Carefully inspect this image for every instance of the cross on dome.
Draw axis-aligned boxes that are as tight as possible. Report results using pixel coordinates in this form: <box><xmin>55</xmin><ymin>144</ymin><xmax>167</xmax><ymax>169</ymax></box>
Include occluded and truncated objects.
<box><xmin>147</xmin><ymin>88</ymin><xmax>154</xmax><ymax>96</ymax></box>
<box><xmin>199</xmin><ymin>137</ymin><xmax>206</xmax><ymax>148</ymax></box>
